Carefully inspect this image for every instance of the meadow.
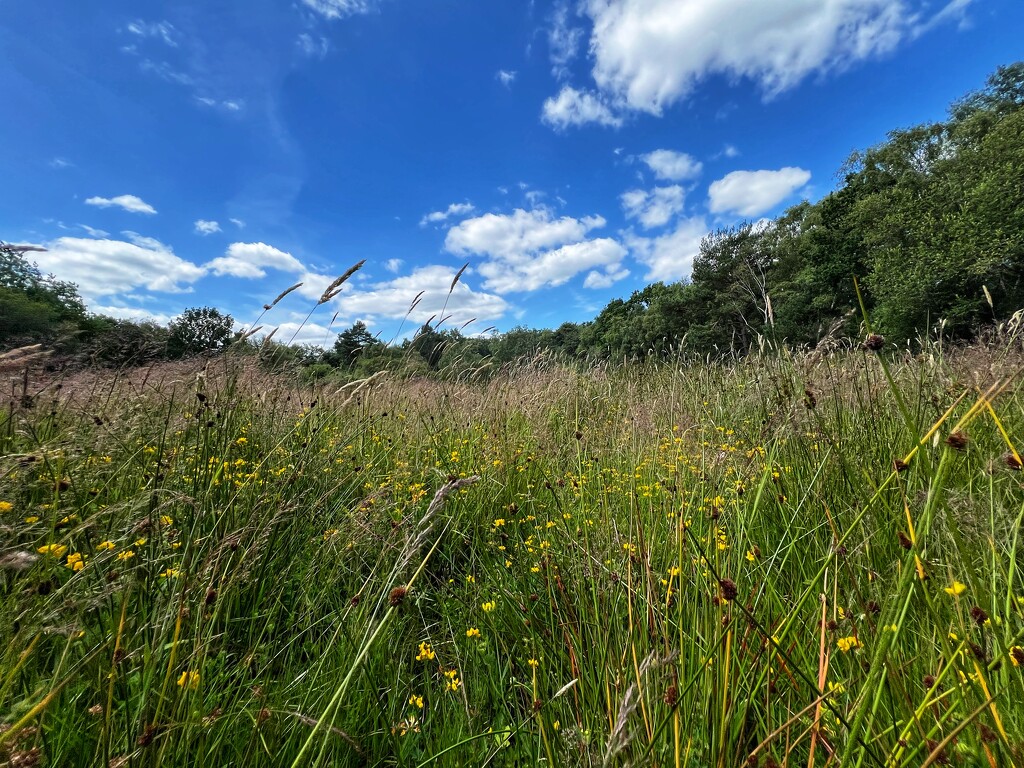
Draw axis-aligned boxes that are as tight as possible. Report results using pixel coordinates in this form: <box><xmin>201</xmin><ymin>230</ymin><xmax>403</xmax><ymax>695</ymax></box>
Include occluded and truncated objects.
<box><xmin>2</xmin><ymin>335</ymin><xmax>1024</xmax><ymax>767</ymax></box>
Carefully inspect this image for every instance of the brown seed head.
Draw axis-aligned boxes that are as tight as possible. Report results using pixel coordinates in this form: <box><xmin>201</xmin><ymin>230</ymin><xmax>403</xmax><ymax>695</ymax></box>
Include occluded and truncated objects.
<box><xmin>663</xmin><ymin>684</ymin><xmax>679</xmax><ymax>707</ymax></box>
<box><xmin>945</xmin><ymin>431</ymin><xmax>969</xmax><ymax>451</ymax></box>
<box><xmin>389</xmin><ymin>586</ymin><xmax>408</xmax><ymax>606</ymax></box>
<box><xmin>893</xmin><ymin>459</ymin><xmax>909</xmax><ymax>473</ymax></box>
<box><xmin>862</xmin><ymin>334</ymin><xmax>885</xmax><ymax>351</ymax></box>
<box><xmin>970</xmin><ymin>606</ymin><xmax>989</xmax><ymax>626</ymax></box>
<box><xmin>897</xmin><ymin>530</ymin><xmax>912</xmax><ymax>550</ymax></box>
<box><xmin>1004</xmin><ymin>453</ymin><xmax>1022</xmax><ymax>471</ymax></box>
<box><xmin>719</xmin><ymin>578</ymin><xmax>738</xmax><ymax>602</ymax></box>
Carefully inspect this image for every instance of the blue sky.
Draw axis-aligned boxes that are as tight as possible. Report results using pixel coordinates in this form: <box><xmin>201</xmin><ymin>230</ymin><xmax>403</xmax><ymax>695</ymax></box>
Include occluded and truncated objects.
<box><xmin>2</xmin><ymin>0</ymin><xmax>1021</xmax><ymax>345</ymax></box>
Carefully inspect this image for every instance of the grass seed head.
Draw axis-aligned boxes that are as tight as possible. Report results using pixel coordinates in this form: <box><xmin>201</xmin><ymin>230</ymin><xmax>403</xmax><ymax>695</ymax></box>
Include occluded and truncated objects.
<box><xmin>719</xmin><ymin>578</ymin><xmax>738</xmax><ymax>601</ymax></box>
<box><xmin>862</xmin><ymin>333</ymin><xmax>885</xmax><ymax>351</ymax></box>
<box><xmin>945</xmin><ymin>431</ymin><xmax>969</xmax><ymax>451</ymax></box>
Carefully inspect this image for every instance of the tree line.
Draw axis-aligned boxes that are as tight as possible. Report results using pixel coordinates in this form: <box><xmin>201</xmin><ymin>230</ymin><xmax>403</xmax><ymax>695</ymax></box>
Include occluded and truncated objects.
<box><xmin>3</xmin><ymin>63</ymin><xmax>1022</xmax><ymax>374</ymax></box>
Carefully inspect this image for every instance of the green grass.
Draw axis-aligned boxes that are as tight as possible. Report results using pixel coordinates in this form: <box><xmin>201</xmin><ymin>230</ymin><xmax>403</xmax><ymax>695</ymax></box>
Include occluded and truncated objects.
<box><xmin>2</xmin><ymin>343</ymin><xmax>1024</xmax><ymax>767</ymax></box>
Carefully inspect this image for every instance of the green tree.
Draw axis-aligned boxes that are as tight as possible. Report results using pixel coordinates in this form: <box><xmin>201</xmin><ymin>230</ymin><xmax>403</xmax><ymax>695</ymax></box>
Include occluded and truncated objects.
<box><xmin>0</xmin><ymin>243</ymin><xmax>86</xmax><ymax>346</ymax></box>
<box><xmin>331</xmin><ymin>321</ymin><xmax>381</xmax><ymax>368</ymax></box>
<box><xmin>167</xmin><ymin>307</ymin><xmax>234</xmax><ymax>358</ymax></box>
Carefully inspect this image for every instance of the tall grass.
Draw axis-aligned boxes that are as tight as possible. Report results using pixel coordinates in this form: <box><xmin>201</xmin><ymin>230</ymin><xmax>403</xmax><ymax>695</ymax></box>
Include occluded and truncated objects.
<box><xmin>2</xmin><ymin>340</ymin><xmax>1024</xmax><ymax>766</ymax></box>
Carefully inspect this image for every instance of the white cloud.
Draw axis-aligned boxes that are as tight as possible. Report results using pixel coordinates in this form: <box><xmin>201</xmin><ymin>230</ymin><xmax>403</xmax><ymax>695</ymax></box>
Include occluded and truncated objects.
<box><xmin>708</xmin><ymin>167</ymin><xmax>811</xmax><ymax>217</ymax></box>
<box><xmin>641</xmin><ymin>149</ymin><xmax>703</xmax><ymax>181</ymax></box>
<box><xmin>420</xmin><ymin>202</ymin><xmax>476</xmax><ymax>227</ymax></box>
<box><xmin>195</xmin><ymin>219</ymin><xmax>221</xmax><ymax>235</ymax></box>
<box><xmin>195</xmin><ymin>96</ymin><xmax>244</xmax><ymax>111</ymax></box>
<box><xmin>121</xmin><ymin>231</ymin><xmax>171</xmax><ymax>251</ymax></box>
<box><xmin>50</xmin><ymin>157</ymin><xmax>72</xmax><ymax>169</ymax></box>
<box><xmin>620</xmin><ymin>185</ymin><xmax>685</xmax><ymax>228</ymax></box>
<box><xmin>580</xmin><ymin>0</ymin><xmax>961</xmax><ymax>115</ymax></box>
<box><xmin>302</xmin><ymin>0</ymin><xmax>374</xmax><ymax>19</ymax></box>
<box><xmin>334</xmin><ymin>265</ymin><xmax>509</xmax><ymax>327</ymax></box>
<box><xmin>272</xmin><ymin>321</ymin><xmax>339</xmax><ymax>347</ymax></box>
<box><xmin>205</xmin><ymin>242</ymin><xmax>305</xmax><ymax>279</ymax></box>
<box><xmin>583</xmin><ymin>265</ymin><xmax>631</xmax><ymax>289</ymax></box>
<box><xmin>297</xmin><ymin>33</ymin><xmax>330</xmax><ymax>58</ymax></box>
<box><xmin>36</xmin><ymin>237</ymin><xmax>205</xmax><ymax>299</ymax></box>
<box><xmin>722</xmin><ymin>144</ymin><xmax>740</xmax><ymax>159</ymax></box>
<box><xmin>446</xmin><ymin>208</ymin><xmax>604</xmax><ymax>261</ymax></box>
<box><xmin>541</xmin><ymin>86</ymin><xmax>623</xmax><ymax>130</ymax></box>
<box><xmin>229</xmin><ymin>218</ymin><xmax>245</xmax><ymax>228</ymax></box>
<box><xmin>125</xmin><ymin>20</ymin><xmax>179</xmax><ymax>47</ymax></box>
<box><xmin>85</xmin><ymin>194</ymin><xmax>157</xmax><ymax>215</ymax></box>
<box><xmin>477</xmin><ymin>238</ymin><xmax>627</xmax><ymax>293</ymax></box>
<box><xmin>496</xmin><ymin>70</ymin><xmax>517</xmax><ymax>87</ymax></box>
<box><xmin>91</xmin><ymin>304</ymin><xmax>174</xmax><ymax>325</ymax></box>
<box><xmin>627</xmin><ymin>217</ymin><xmax>708</xmax><ymax>282</ymax></box>
<box><xmin>79</xmin><ymin>224</ymin><xmax>109</xmax><ymax>237</ymax></box>
<box><xmin>549</xmin><ymin>1</ymin><xmax>585</xmax><ymax>79</ymax></box>
<box><xmin>445</xmin><ymin>207</ymin><xmax>626</xmax><ymax>293</ymax></box>
<box><xmin>384</xmin><ymin>258</ymin><xmax>404</xmax><ymax>273</ymax></box>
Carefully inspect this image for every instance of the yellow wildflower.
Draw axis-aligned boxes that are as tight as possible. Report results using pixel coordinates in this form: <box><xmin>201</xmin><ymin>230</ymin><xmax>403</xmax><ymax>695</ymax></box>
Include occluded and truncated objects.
<box><xmin>527</xmin><ymin>658</ymin><xmax>539</xmax><ymax>668</ymax></box>
<box><xmin>408</xmin><ymin>694</ymin><xmax>424</xmax><ymax>709</ymax></box>
<box><xmin>117</xmin><ymin>550</ymin><xmax>136</xmax><ymax>561</ymax></box>
<box><xmin>177</xmin><ymin>670</ymin><xmax>200</xmax><ymax>690</ymax></box>
<box><xmin>481</xmin><ymin>600</ymin><xmax>496</xmax><ymax>613</ymax></box>
<box><xmin>24</xmin><ymin>516</ymin><xmax>40</xmax><ymax>524</ymax></box>
<box><xmin>0</xmin><ymin>501</ymin><xmax>12</xmax><ymax>513</ymax></box>
<box><xmin>38</xmin><ymin>543</ymin><xmax>68</xmax><ymax>559</ymax></box>
<box><xmin>66</xmin><ymin>552</ymin><xmax>86</xmax><ymax>571</ymax></box>
<box><xmin>466</xmin><ymin>628</ymin><xmax>481</xmax><ymax>639</ymax></box>
<box><xmin>944</xmin><ymin>581</ymin><xmax>967</xmax><ymax>596</ymax></box>
<box><xmin>837</xmin><ymin>636</ymin><xmax>862</xmax><ymax>653</ymax></box>
<box><xmin>416</xmin><ymin>642</ymin><xmax>435</xmax><ymax>661</ymax></box>
<box><xmin>96</xmin><ymin>541</ymin><xmax>115</xmax><ymax>551</ymax></box>
<box><xmin>160</xmin><ymin>515</ymin><xmax>174</xmax><ymax>526</ymax></box>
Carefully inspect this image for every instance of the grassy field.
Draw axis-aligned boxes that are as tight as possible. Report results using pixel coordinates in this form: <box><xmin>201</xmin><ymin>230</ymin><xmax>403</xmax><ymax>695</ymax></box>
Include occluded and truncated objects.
<box><xmin>2</xmin><ymin>340</ymin><xmax>1024</xmax><ymax>767</ymax></box>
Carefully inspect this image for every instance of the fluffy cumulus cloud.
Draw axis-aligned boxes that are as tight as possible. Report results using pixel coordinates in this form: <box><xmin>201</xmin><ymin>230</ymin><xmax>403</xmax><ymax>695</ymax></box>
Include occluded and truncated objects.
<box><xmin>194</xmin><ymin>219</ymin><xmax>221</xmax><ymax>235</ymax></box>
<box><xmin>621</xmin><ymin>185</ymin><xmax>685</xmax><ymax>228</ymax></box>
<box><xmin>272</xmin><ymin>321</ymin><xmax>340</xmax><ymax>347</ymax></box>
<box><xmin>583</xmin><ymin>265</ymin><xmax>631</xmax><ymax>289</ymax></box>
<box><xmin>550</xmin><ymin>0</ymin><xmax>969</xmax><ymax>125</ymax></box>
<box><xmin>334</xmin><ymin>265</ymin><xmax>509</xmax><ymax>327</ymax></box>
<box><xmin>708</xmin><ymin>167</ymin><xmax>811</xmax><ymax>217</ymax></box>
<box><xmin>541</xmin><ymin>87</ymin><xmax>623</xmax><ymax>130</ymax></box>
<box><xmin>205</xmin><ymin>242</ymin><xmax>306</xmax><ymax>279</ymax></box>
<box><xmin>90</xmin><ymin>304</ymin><xmax>175</xmax><ymax>325</ymax></box>
<box><xmin>85</xmin><ymin>194</ymin><xmax>157</xmax><ymax>214</ymax></box>
<box><xmin>36</xmin><ymin>236</ymin><xmax>205</xmax><ymax>299</ymax></box>
<box><xmin>626</xmin><ymin>217</ymin><xmax>708</xmax><ymax>282</ymax></box>
<box><xmin>445</xmin><ymin>207</ymin><xmax>627</xmax><ymax>293</ymax></box>
<box><xmin>420</xmin><ymin>202</ymin><xmax>476</xmax><ymax>227</ymax></box>
<box><xmin>641</xmin><ymin>149</ymin><xmax>703</xmax><ymax>181</ymax></box>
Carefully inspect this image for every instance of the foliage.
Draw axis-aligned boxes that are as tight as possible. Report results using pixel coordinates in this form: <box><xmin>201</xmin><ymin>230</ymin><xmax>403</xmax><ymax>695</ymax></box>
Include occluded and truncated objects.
<box><xmin>0</xmin><ymin>243</ymin><xmax>85</xmax><ymax>345</ymax></box>
<box><xmin>167</xmin><ymin>307</ymin><xmax>235</xmax><ymax>359</ymax></box>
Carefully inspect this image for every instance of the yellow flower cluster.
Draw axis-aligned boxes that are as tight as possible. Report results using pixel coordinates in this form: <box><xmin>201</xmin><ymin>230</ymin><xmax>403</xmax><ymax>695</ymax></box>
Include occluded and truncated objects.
<box><xmin>38</xmin><ymin>543</ymin><xmax>68</xmax><ymax>558</ymax></box>
<box><xmin>416</xmin><ymin>642</ymin><xmax>435</xmax><ymax>661</ymax></box>
<box><xmin>177</xmin><ymin>670</ymin><xmax>200</xmax><ymax>690</ymax></box>
<box><xmin>837</xmin><ymin>636</ymin><xmax>862</xmax><ymax>653</ymax></box>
